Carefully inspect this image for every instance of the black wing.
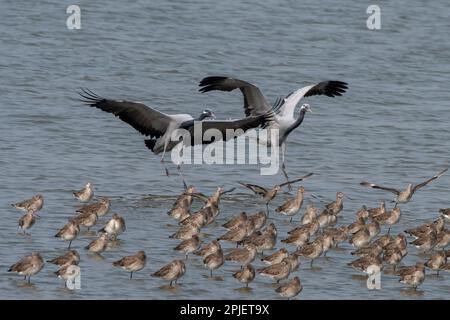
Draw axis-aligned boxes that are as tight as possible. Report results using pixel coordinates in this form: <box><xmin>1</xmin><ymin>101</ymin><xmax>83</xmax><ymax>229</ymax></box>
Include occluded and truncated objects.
<box><xmin>238</xmin><ymin>182</ymin><xmax>268</xmax><ymax>196</ymax></box>
<box><xmin>179</xmin><ymin>114</ymin><xmax>269</xmax><ymax>146</ymax></box>
<box><xmin>199</xmin><ymin>76</ymin><xmax>271</xmax><ymax>116</ymax></box>
<box><xmin>360</xmin><ymin>181</ymin><xmax>400</xmax><ymax>195</ymax></box>
<box><xmin>278</xmin><ymin>173</ymin><xmax>314</xmax><ymax>188</ymax></box>
<box><xmin>412</xmin><ymin>168</ymin><xmax>448</xmax><ymax>192</ymax></box>
<box><xmin>79</xmin><ymin>88</ymin><xmax>171</xmax><ymax>138</ymax></box>
<box><xmin>304</xmin><ymin>81</ymin><xmax>348</xmax><ymax>98</ymax></box>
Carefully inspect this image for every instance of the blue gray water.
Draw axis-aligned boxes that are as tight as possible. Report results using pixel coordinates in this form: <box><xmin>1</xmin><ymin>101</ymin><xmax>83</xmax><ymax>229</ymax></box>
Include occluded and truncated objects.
<box><xmin>1</xmin><ymin>0</ymin><xmax>449</xmax><ymax>299</ymax></box>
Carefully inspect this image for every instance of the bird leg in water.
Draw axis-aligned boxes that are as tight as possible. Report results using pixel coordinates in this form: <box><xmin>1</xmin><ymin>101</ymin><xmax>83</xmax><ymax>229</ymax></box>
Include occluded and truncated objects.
<box><xmin>160</xmin><ymin>144</ymin><xmax>170</xmax><ymax>177</ymax></box>
<box><xmin>280</xmin><ymin>144</ymin><xmax>292</xmax><ymax>191</ymax></box>
<box><xmin>177</xmin><ymin>164</ymin><xmax>188</xmax><ymax>190</ymax></box>
<box><xmin>281</xmin><ymin>163</ymin><xmax>292</xmax><ymax>191</ymax></box>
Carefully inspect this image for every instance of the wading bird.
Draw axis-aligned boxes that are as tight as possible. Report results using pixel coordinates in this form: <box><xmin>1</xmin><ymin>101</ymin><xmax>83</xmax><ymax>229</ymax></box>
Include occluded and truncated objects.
<box><xmin>360</xmin><ymin>168</ymin><xmax>448</xmax><ymax>207</ymax></box>
<box><xmin>238</xmin><ymin>173</ymin><xmax>313</xmax><ymax>215</ymax></box>
<box><xmin>80</xmin><ymin>89</ymin><xmax>271</xmax><ymax>187</ymax></box>
<box><xmin>199</xmin><ymin>76</ymin><xmax>347</xmax><ymax>187</ymax></box>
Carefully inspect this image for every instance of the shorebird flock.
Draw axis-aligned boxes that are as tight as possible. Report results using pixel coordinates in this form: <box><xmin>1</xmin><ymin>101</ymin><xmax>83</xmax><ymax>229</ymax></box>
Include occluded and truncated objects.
<box><xmin>7</xmin><ymin>166</ymin><xmax>450</xmax><ymax>299</ymax></box>
<box><xmin>5</xmin><ymin>76</ymin><xmax>450</xmax><ymax>299</ymax></box>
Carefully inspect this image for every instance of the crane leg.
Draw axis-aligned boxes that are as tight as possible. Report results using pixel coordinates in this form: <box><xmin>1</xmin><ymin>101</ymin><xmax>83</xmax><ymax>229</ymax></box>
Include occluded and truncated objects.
<box><xmin>281</xmin><ymin>162</ymin><xmax>292</xmax><ymax>191</ymax></box>
<box><xmin>280</xmin><ymin>144</ymin><xmax>292</xmax><ymax>191</ymax></box>
<box><xmin>160</xmin><ymin>147</ymin><xmax>170</xmax><ymax>177</ymax></box>
<box><xmin>177</xmin><ymin>164</ymin><xmax>188</xmax><ymax>190</ymax></box>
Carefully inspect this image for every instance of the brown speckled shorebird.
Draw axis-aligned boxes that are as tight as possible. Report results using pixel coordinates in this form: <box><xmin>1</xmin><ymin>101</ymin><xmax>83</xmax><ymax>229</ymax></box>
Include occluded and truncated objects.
<box><xmin>248</xmin><ymin>211</ymin><xmax>267</xmax><ymax>230</ymax></box>
<box><xmin>232</xmin><ymin>264</ymin><xmax>255</xmax><ymax>287</ymax></box>
<box><xmin>152</xmin><ymin>260</ymin><xmax>186</xmax><ymax>286</ymax></box>
<box><xmin>167</xmin><ymin>205</ymin><xmax>190</xmax><ymax>221</ymax></box>
<box><xmin>222</xmin><ymin>212</ymin><xmax>248</xmax><ymax>230</ymax></box>
<box><xmin>47</xmin><ymin>250</ymin><xmax>80</xmax><ymax>266</ymax></box>
<box><xmin>367</xmin><ymin>201</ymin><xmax>386</xmax><ymax>219</ymax></box>
<box><xmin>351</xmin><ymin>243</ymin><xmax>384</xmax><ymax>257</ymax></box>
<box><xmin>179</xmin><ymin>211</ymin><xmax>207</xmax><ymax>228</ymax></box>
<box><xmin>347</xmin><ymin>216</ymin><xmax>366</xmax><ymax>235</ymax></box>
<box><xmin>286</xmin><ymin>254</ymin><xmax>300</xmax><ymax>271</ymax></box>
<box><xmin>289</xmin><ymin>219</ymin><xmax>320</xmax><ymax>238</ymax></box>
<box><xmin>374</xmin><ymin>234</ymin><xmax>395</xmax><ymax>249</ymax></box>
<box><xmin>76</xmin><ymin>198</ymin><xmax>110</xmax><ymax>217</ymax></box>
<box><xmin>11</xmin><ymin>195</ymin><xmax>44</xmax><ymax>213</ymax></box>
<box><xmin>55</xmin><ymin>219</ymin><xmax>80</xmax><ymax>249</ymax></box>
<box><xmin>294</xmin><ymin>239</ymin><xmax>323</xmax><ymax>267</ymax></box>
<box><xmin>169</xmin><ymin>224</ymin><xmax>200</xmax><ymax>240</ymax></box>
<box><xmin>112</xmin><ymin>251</ymin><xmax>146</xmax><ymax>279</ymax></box>
<box><xmin>317</xmin><ymin>210</ymin><xmax>337</xmax><ymax>229</ymax></box>
<box><xmin>361</xmin><ymin>168</ymin><xmax>448</xmax><ymax>207</ymax></box>
<box><xmin>242</xmin><ymin>223</ymin><xmax>277</xmax><ymax>255</ymax></box>
<box><xmin>425</xmin><ymin>251</ymin><xmax>447</xmax><ymax>275</ymax></box>
<box><xmin>439</xmin><ymin>208</ymin><xmax>450</xmax><ymax>222</ymax></box>
<box><xmin>73</xmin><ymin>182</ymin><xmax>94</xmax><ymax>202</ymax></box>
<box><xmin>324</xmin><ymin>192</ymin><xmax>345</xmax><ymax>215</ymax></box>
<box><xmin>85</xmin><ymin>233</ymin><xmax>109</xmax><ymax>254</ymax></box>
<box><xmin>173</xmin><ymin>185</ymin><xmax>197</xmax><ymax>208</ymax></box>
<box><xmin>366</xmin><ymin>220</ymin><xmax>381</xmax><ymax>239</ymax></box>
<box><xmin>194</xmin><ymin>240</ymin><xmax>221</xmax><ymax>258</ymax></box>
<box><xmin>383</xmin><ymin>248</ymin><xmax>407</xmax><ymax>271</ymax></box>
<box><xmin>55</xmin><ymin>264</ymin><xmax>81</xmax><ymax>288</ymax></box>
<box><xmin>434</xmin><ymin>229</ymin><xmax>450</xmax><ymax>250</ymax></box>
<box><xmin>187</xmin><ymin>187</ymin><xmax>233</xmax><ymax>226</ymax></box>
<box><xmin>174</xmin><ymin>235</ymin><xmax>201</xmax><ymax>259</ymax></box>
<box><xmin>349</xmin><ymin>227</ymin><xmax>371</xmax><ymax>249</ymax></box>
<box><xmin>275</xmin><ymin>276</ymin><xmax>302</xmax><ymax>300</ymax></box>
<box><xmin>281</xmin><ymin>229</ymin><xmax>310</xmax><ymax>248</ymax></box>
<box><xmin>18</xmin><ymin>210</ymin><xmax>39</xmax><ymax>234</ymax></box>
<box><xmin>8</xmin><ymin>252</ymin><xmax>44</xmax><ymax>283</ymax></box>
<box><xmin>356</xmin><ymin>205</ymin><xmax>369</xmax><ymax>220</ymax></box>
<box><xmin>238</xmin><ymin>173</ymin><xmax>314</xmax><ymax>215</ymax></box>
<box><xmin>203</xmin><ymin>247</ymin><xmax>224</xmax><ymax>277</ymax></box>
<box><xmin>301</xmin><ymin>203</ymin><xmax>318</xmax><ymax>225</ymax></box>
<box><xmin>258</xmin><ymin>257</ymin><xmax>291</xmax><ymax>283</ymax></box>
<box><xmin>370</xmin><ymin>207</ymin><xmax>401</xmax><ymax>234</ymax></box>
<box><xmin>405</xmin><ymin>217</ymin><xmax>445</xmax><ymax>239</ymax></box>
<box><xmin>324</xmin><ymin>226</ymin><xmax>348</xmax><ymax>247</ymax></box>
<box><xmin>261</xmin><ymin>248</ymin><xmax>289</xmax><ymax>265</ymax></box>
<box><xmin>411</xmin><ymin>232</ymin><xmax>437</xmax><ymax>252</ymax></box>
<box><xmin>224</xmin><ymin>244</ymin><xmax>257</xmax><ymax>267</ymax></box>
<box><xmin>317</xmin><ymin>233</ymin><xmax>335</xmax><ymax>257</ymax></box>
<box><xmin>194</xmin><ymin>186</ymin><xmax>234</xmax><ymax>212</ymax></box>
<box><xmin>99</xmin><ymin>213</ymin><xmax>126</xmax><ymax>240</ymax></box>
<box><xmin>348</xmin><ymin>252</ymin><xmax>382</xmax><ymax>274</ymax></box>
<box><xmin>397</xmin><ymin>262</ymin><xmax>426</xmax><ymax>290</ymax></box>
<box><xmin>275</xmin><ymin>186</ymin><xmax>305</xmax><ymax>222</ymax></box>
<box><xmin>218</xmin><ymin>221</ymin><xmax>254</xmax><ymax>247</ymax></box>
<box><xmin>74</xmin><ymin>211</ymin><xmax>98</xmax><ymax>231</ymax></box>
<box><xmin>385</xmin><ymin>234</ymin><xmax>407</xmax><ymax>255</ymax></box>
<box><xmin>219</xmin><ymin>222</ymin><xmax>247</xmax><ymax>245</ymax></box>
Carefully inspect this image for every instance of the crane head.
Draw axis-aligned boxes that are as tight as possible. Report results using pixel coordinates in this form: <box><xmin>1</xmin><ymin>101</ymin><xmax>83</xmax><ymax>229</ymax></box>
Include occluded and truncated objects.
<box><xmin>300</xmin><ymin>104</ymin><xmax>312</xmax><ymax>113</ymax></box>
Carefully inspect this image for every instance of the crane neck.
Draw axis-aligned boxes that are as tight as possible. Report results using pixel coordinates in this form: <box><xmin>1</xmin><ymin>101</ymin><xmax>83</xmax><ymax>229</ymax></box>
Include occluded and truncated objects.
<box><xmin>284</xmin><ymin>109</ymin><xmax>307</xmax><ymax>137</ymax></box>
<box><xmin>197</xmin><ymin>113</ymin><xmax>208</xmax><ymax>121</ymax></box>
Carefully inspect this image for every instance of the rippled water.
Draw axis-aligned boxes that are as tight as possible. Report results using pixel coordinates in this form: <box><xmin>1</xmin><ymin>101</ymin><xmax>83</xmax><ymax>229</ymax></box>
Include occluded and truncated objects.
<box><xmin>1</xmin><ymin>0</ymin><xmax>449</xmax><ymax>299</ymax></box>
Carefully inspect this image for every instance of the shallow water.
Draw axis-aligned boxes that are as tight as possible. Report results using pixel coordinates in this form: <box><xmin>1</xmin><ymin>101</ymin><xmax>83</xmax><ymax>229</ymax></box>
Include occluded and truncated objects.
<box><xmin>0</xmin><ymin>0</ymin><xmax>449</xmax><ymax>299</ymax></box>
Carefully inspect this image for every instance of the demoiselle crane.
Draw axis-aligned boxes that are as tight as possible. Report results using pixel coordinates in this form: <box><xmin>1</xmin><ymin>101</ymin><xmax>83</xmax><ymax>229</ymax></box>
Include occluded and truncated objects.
<box><xmin>198</xmin><ymin>76</ymin><xmax>348</xmax><ymax>188</ymax></box>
